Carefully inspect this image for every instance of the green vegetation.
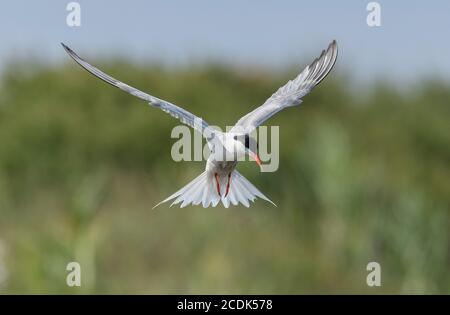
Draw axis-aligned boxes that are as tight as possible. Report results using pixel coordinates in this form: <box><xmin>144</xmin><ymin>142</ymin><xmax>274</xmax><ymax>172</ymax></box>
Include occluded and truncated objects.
<box><xmin>0</xmin><ymin>61</ymin><xmax>448</xmax><ymax>293</ymax></box>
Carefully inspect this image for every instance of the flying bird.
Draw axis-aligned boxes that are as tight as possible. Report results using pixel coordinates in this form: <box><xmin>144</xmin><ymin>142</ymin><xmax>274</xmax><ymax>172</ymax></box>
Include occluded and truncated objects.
<box><xmin>62</xmin><ymin>41</ymin><xmax>338</xmax><ymax>208</ymax></box>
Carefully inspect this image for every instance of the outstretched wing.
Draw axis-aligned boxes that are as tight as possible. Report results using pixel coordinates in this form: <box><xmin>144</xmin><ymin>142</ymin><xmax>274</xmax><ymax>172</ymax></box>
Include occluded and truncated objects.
<box><xmin>61</xmin><ymin>43</ymin><xmax>211</xmax><ymax>135</ymax></box>
<box><xmin>231</xmin><ymin>40</ymin><xmax>338</xmax><ymax>134</ymax></box>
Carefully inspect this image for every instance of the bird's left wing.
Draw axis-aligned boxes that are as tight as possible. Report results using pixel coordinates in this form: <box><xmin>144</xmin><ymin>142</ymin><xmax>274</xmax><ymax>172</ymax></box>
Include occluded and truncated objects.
<box><xmin>231</xmin><ymin>40</ymin><xmax>338</xmax><ymax>134</ymax></box>
<box><xmin>61</xmin><ymin>43</ymin><xmax>212</xmax><ymax>136</ymax></box>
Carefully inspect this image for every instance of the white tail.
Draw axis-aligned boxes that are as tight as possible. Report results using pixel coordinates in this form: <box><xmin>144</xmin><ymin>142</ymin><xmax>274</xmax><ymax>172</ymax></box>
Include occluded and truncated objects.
<box><xmin>153</xmin><ymin>170</ymin><xmax>276</xmax><ymax>208</ymax></box>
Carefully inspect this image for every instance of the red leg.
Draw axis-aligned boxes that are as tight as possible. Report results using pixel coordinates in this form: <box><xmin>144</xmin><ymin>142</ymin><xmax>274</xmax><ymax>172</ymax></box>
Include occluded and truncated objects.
<box><xmin>225</xmin><ymin>173</ymin><xmax>231</xmax><ymax>197</ymax></box>
<box><xmin>214</xmin><ymin>173</ymin><xmax>221</xmax><ymax>196</ymax></box>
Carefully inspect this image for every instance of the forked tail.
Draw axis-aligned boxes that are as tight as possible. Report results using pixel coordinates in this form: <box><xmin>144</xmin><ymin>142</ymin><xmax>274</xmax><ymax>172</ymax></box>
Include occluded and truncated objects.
<box><xmin>153</xmin><ymin>170</ymin><xmax>276</xmax><ymax>208</ymax></box>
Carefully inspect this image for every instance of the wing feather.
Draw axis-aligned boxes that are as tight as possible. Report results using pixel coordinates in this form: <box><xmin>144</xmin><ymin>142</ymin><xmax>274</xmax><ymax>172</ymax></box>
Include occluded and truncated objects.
<box><xmin>61</xmin><ymin>43</ymin><xmax>211</xmax><ymax>135</ymax></box>
<box><xmin>231</xmin><ymin>40</ymin><xmax>338</xmax><ymax>134</ymax></box>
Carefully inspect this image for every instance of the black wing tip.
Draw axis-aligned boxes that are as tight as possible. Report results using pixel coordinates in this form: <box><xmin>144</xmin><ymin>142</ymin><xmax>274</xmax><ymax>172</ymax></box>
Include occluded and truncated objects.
<box><xmin>60</xmin><ymin>42</ymin><xmax>86</xmax><ymax>64</ymax></box>
<box><xmin>330</xmin><ymin>40</ymin><xmax>338</xmax><ymax>65</ymax></box>
<box><xmin>330</xmin><ymin>40</ymin><xmax>338</xmax><ymax>55</ymax></box>
<box><xmin>60</xmin><ymin>42</ymin><xmax>70</xmax><ymax>52</ymax></box>
<box><xmin>61</xmin><ymin>42</ymin><xmax>76</xmax><ymax>57</ymax></box>
<box><xmin>306</xmin><ymin>39</ymin><xmax>339</xmax><ymax>86</ymax></box>
<box><xmin>312</xmin><ymin>40</ymin><xmax>338</xmax><ymax>67</ymax></box>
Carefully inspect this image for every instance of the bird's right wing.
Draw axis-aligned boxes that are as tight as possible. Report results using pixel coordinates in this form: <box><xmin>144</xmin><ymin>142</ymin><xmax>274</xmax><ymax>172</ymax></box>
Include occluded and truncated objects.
<box><xmin>61</xmin><ymin>43</ymin><xmax>212</xmax><ymax>136</ymax></box>
<box><xmin>231</xmin><ymin>40</ymin><xmax>338</xmax><ymax>134</ymax></box>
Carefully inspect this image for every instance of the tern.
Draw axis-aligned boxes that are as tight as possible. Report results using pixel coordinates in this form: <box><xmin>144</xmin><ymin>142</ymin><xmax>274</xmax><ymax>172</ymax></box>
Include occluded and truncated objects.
<box><xmin>62</xmin><ymin>40</ymin><xmax>338</xmax><ymax>208</ymax></box>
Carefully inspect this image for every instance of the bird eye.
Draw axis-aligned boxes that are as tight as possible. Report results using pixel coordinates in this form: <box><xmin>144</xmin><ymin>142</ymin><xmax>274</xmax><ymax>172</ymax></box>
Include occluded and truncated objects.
<box><xmin>233</xmin><ymin>135</ymin><xmax>238</xmax><ymax>140</ymax></box>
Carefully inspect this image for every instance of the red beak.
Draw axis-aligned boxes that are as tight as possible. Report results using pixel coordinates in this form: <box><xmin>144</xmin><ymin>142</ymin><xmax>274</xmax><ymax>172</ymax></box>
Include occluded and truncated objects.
<box><xmin>250</xmin><ymin>152</ymin><xmax>262</xmax><ymax>167</ymax></box>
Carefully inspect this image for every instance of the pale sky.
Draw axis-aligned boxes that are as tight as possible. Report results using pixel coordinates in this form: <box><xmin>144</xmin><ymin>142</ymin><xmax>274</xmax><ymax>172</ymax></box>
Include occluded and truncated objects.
<box><xmin>1</xmin><ymin>0</ymin><xmax>449</xmax><ymax>85</ymax></box>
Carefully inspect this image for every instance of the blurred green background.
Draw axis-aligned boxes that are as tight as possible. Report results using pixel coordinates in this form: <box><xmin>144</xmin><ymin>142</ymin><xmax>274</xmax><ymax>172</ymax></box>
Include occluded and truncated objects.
<box><xmin>0</xmin><ymin>59</ymin><xmax>449</xmax><ymax>294</ymax></box>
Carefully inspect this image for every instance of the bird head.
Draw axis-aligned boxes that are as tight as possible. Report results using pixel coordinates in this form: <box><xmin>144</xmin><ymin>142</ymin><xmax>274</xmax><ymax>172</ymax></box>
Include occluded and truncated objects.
<box><xmin>232</xmin><ymin>134</ymin><xmax>261</xmax><ymax>168</ymax></box>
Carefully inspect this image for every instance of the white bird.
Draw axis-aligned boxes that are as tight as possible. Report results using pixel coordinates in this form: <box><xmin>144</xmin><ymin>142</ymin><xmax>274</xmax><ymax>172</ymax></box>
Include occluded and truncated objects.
<box><xmin>62</xmin><ymin>40</ymin><xmax>338</xmax><ymax>208</ymax></box>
